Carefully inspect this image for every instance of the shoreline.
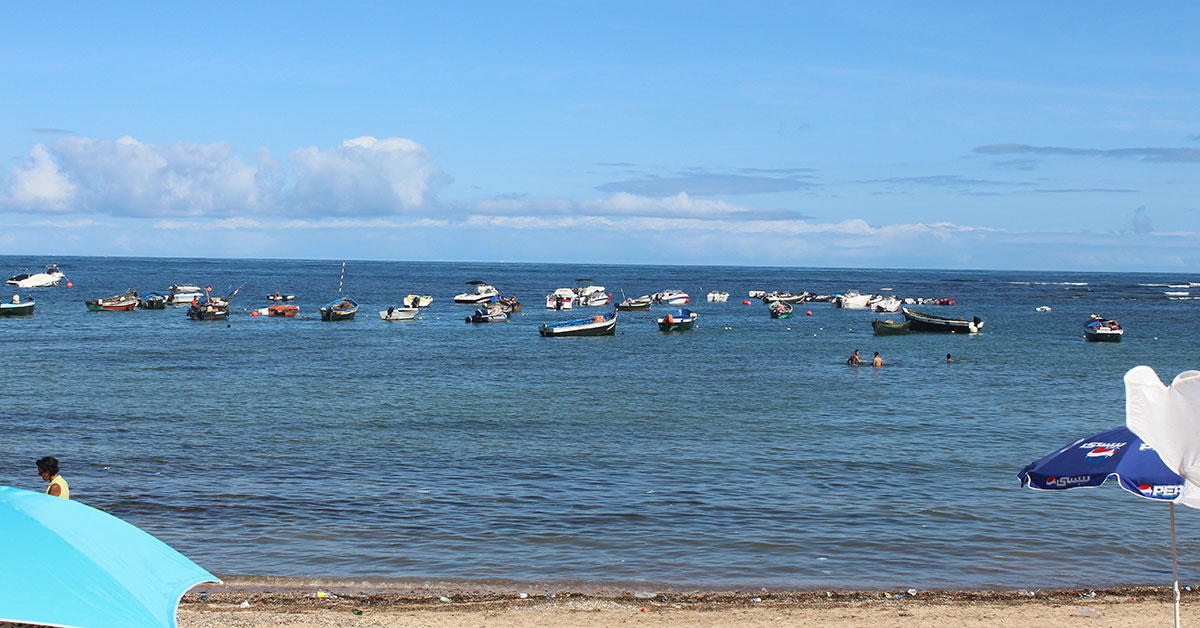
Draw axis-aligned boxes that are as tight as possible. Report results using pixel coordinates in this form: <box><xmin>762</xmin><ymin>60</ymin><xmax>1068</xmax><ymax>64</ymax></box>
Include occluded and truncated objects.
<box><xmin>177</xmin><ymin>578</ymin><xmax>1195</xmax><ymax>627</ymax></box>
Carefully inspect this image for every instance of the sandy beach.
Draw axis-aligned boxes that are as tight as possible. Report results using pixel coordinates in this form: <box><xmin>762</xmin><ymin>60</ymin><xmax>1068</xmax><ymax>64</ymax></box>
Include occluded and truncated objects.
<box><xmin>177</xmin><ymin>578</ymin><xmax>1192</xmax><ymax>627</ymax></box>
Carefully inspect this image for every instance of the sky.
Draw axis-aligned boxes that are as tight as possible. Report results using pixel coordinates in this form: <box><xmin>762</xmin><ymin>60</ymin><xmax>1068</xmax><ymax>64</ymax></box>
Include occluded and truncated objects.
<box><xmin>1</xmin><ymin>2</ymin><xmax>1198</xmax><ymax>271</ymax></box>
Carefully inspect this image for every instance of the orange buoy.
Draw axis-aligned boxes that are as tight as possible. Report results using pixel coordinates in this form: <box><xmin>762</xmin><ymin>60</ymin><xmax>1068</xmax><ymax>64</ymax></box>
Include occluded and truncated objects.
<box><xmin>66</xmin><ymin>282</ymin><xmax>73</xmax><ymax>288</ymax></box>
<box><xmin>251</xmin><ymin>311</ymin><xmax>259</xmax><ymax>317</ymax></box>
<box><xmin>806</xmin><ymin>310</ymin><xmax>812</xmax><ymax>316</ymax></box>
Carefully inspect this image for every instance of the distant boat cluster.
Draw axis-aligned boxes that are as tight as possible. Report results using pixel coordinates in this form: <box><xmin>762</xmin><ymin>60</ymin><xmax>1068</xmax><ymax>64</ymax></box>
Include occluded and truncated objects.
<box><xmin>2</xmin><ymin>264</ymin><xmax>1128</xmax><ymax>341</ymax></box>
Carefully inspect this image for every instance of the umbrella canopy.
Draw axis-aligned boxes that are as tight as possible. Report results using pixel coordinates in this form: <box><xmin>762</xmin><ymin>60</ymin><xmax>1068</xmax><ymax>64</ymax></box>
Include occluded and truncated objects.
<box><xmin>1018</xmin><ymin>425</ymin><xmax>1184</xmax><ymax>501</ymax></box>
<box><xmin>0</xmin><ymin>486</ymin><xmax>218</xmax><ymax>628</ymax></box>
<box><xmin>1126</xmin><ymin>366</ymin><xmax>1200</xmax><ymax>507</ymax></box>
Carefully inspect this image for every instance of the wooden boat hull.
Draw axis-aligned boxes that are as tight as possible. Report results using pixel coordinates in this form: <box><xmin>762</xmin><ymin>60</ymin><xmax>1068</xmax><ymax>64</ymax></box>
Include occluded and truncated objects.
<box><xmin>872</xmin><ymin>319</ymin><xmax>910</xmax><ymax>335</ymax></box>
<box><xmin>768</xmin><ymin>302</ymin><xmax>793</xmax><ymax>318</ymax></box>
<box><xmin>0</xmin><ymin>302</ymin><xmax>35</xmax><ymax>317</ymax></box>
<box><xmin>138</xmin><ymin>297</ymin><xmax>166</xmax><ymax>310</ymax></box>
<box><xmin>540</xmin><ymin>312</ymin><xmax>617</xmax><ymax>337</ymax></box>
<box><xmin>187</xmin><ymin>306</ymin><xmax>229</xmax><ymax>320</ymax></box>
<box><xmin>86</xmin><ymin>298</ymin><xmax>138</xmax><ymax>311</ymax></box>
<box><xmin>901</xmin><ymin>307</ymin><xmax>981</xmax><ymax>333</ymax></box>
<box><xmin>657</xmin><ymin>308</ymin><xmax>698</xmax><ymax>331</ymax></box>
<box><xmin>320</xmin><ymin>307</ymin><xmax>357</xmax><ymax>321</ymax></box>
<box><xmin>268</xmin><ymin>305</ymin><xmax>299</xmax><ymax>317</ymax></box>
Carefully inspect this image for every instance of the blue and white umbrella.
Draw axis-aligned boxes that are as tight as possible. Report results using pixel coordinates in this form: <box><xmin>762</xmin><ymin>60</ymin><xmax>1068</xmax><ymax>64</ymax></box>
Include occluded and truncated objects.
<box><xmin>0</xmin><ymin>485</ymin><xmax>219</xmax><ymax>628</ymax></box>
<box><xmin>1019</xmin><ymin>425</ymin><xmax>1184</xmax><ymax>501</ymax></box>
<box><xmin>1019</xmin><ymin>426</ymin><xmax>1185</xmax><ymax>627</ymax></box>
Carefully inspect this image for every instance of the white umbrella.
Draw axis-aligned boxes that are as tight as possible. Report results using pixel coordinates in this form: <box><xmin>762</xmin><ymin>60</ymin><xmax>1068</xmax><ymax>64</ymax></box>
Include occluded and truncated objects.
<box><xmin>1125</xmin><ymin>366</ymin><xmax>1200</xmax><ymax>628</ymax></box>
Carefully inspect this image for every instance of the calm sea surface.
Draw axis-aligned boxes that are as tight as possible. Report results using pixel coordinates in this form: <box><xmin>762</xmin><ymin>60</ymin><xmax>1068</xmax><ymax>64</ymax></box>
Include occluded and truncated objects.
<box><xmin>2</xmin><ymin>255</ymin><xmax>1198</xmax><ymax>590</ymax></box>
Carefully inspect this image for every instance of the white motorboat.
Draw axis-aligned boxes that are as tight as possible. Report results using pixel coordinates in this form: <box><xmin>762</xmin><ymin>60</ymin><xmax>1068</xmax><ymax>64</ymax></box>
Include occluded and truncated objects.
<box><xmin>546</xmin><ymin>287</ymin><xmax>575</xmax><ymax>310</ymax></box>
<box><xmin>574</xmin><ymin>283</ymin><xmax>610</xmax><ymax>307</ymax></box>
<box><xmin>707</xmin><ymin>291</ymin><xmax>730</xmax><ymax>303</ymax></box>
<box><xmin>832</xmin><ymin>292</ymin><xmax>874</xmax><ymax>309</ymax></box>
<box><xmin>653</xmin><ymin>289</ymin><xmax>690</xmax><ymax>305</ymax></box>
<box><xmin>6</xmin><ymin>264</ymin><xmax>65</xmax><ymax>288</ymax></box>
<box><xmin>760</xmin><ymin>291</ymin><xmax>810</xmax><ymax>304</ymax></box>
<box><xmin>404</xmin><ymin>294</ymin><xmax>433</xmax><ymax>307</ymax></box>
<box><xmin>166</xmin><ymin>283</ymin><xmax>205</xmax><ymax>305</ymax></box>
<box><xmin>748</xmin><ymin>290</ymin><xmax>766</xmax><ymax>299</ymax></box>
<box><xmin>380</xmin><ymin>306</ymin><xmax>419</xmax><ymax>321</ymax></box>
<box><xmin>871</xmin><ymin>296</ymin><xmax>901</xmax><ymax>312</ymax></box>
<box><xmin>453</xmin><ymin>280</ymin><xmax>500</xmax><ymax>304</ymax></box>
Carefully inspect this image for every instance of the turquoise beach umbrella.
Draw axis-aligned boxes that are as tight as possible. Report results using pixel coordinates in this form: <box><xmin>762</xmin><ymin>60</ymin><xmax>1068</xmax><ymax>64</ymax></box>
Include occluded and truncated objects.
<box><xmin>0</xmin><ymin>485</ymin><xmax>219</xmax><ymax>628</ymax></box>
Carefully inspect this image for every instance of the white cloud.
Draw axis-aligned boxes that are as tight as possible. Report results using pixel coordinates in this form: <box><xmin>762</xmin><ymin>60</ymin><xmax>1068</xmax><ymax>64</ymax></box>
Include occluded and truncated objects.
<box><xmin>3</xmin><ymin>144</ymin><xmax>78</xmax><ymax>212</ymax></box>
<box><xmin>0</xmin><ymin>135</ymin><xmax>446</xmax><ymax>218</ymax></box>
<box><xmin>287</xmin><ymin>136</ymin><xmax>448</xmax><ymax>215</ymax></box>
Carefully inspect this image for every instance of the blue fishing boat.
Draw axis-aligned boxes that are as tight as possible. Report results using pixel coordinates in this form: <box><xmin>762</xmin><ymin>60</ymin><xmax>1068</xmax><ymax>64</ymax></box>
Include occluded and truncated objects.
<box><xmin>657</xmin><ymin>308</ymin><xmax>698</xmax><ymax>332</ymax></box>
<box><xmin>320</xmin><ymin>297</ymin><xmax>359</xmax><ymax>321</ymax></box>
<box><xmin>539</xmin><ymin>309</ymin><xmax>618</xmax><ymax>337</ymax></box>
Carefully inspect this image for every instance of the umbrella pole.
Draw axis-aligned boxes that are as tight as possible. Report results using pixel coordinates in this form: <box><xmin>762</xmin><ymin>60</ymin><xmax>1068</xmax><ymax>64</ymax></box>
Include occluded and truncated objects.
<box><xmin>1172</xmin><ymin>501</ymin><xmax>1181</xmax><ymax>628</ymax></box>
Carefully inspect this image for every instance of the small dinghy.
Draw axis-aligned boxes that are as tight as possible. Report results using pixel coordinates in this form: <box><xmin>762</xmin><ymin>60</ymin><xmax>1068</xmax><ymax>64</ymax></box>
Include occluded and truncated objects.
<box><xmin>320</xmin><ymin>297</ymin><xmax>359</xmax><ymax>321</ymax></box>
<box><xmin>901</xmin><ymin>307</ymin><xmax>982</xmax><ymax>333</ymax></box>
<box><xmin>267</xmin><ymin>304</ymin><xmax>299</xmax><ymax>317</ymax></box>
<box><xmin>404</xmin><ymin>294</ymin><xmax>433</xmax><ymax>307</ymax></box>
<box><xmin>267</xmin><ymin>292</ymin><xmax>295</xmax><ymax>302</ymax></box>
<box><xmin>138</xmin><ymin>293</ymin><xmax>167</xmax><ymax>309</ymax></box>
<box><xmin>539</xmin><ymin>310</ymin><xmax>618</xmax><ymax>337</ymax></box>
<box><xmin>0</xmin><ymin>294</ymin><xmax>35</xmax><ymax>317</ymax></box>
<box><xmin>616</xmin><ymin>295</ymin><xmax>652</xmax><ymax>311</ymax></box>
<box><xmin>768</xmin><ymin>301</ymin><xmax>793</xmax><ymax>319</ymax></box>
<box><xmin>872</xmin><ymin>319</ymin><xmax>911</xmax><ymax>335</ymax></box>
<box><xmin>380</xmin><ymin>306</ymin><xmax>418</xmax><ymax>321</ymax></box>
<box><xmin>465</xmin><ymin>307</ymin><xmax>508</xmax><ymax>323</ymax></box>
<box><xmin>657</xmin><ymin>308</ymin><xmax>698</xmax><ymax>332</ymax></box>
<box><xmin>1084</xmin><ymin>315</ymin><xmax>1123</xmax><ymax>342</ymax></box>
<box><xmin>86</xmin><ymin>289</ymin><xmax>139</xmax><ymax>312</ymax></box>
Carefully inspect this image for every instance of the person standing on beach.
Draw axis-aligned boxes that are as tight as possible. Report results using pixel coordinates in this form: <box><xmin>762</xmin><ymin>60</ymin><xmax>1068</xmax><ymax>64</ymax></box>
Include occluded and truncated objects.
<box><xmin>872</xmin><ymin>352</ymin><xmax>883</xmax><ymax>367</ymax></box>
<box><xmin>847</xmin><ymin>349</ymin><xmax>863</xmax><ymax>365</ymax></box>
<box><xmin>37</xmin><ymin>456</ymin><xmax>69</xmax><ymax>499</ymax></box>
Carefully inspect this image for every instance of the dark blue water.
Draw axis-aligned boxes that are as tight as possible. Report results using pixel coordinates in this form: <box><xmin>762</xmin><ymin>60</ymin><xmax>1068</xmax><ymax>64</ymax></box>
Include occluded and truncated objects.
<box><xmin>2</xmin><ymin>255</ymin><xmax>1198</xmax><ymax>589</ymax></box>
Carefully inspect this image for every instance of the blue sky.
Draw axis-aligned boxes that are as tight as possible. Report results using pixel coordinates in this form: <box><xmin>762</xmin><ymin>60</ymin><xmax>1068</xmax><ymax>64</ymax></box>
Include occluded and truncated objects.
<box><xmin>2</xmin><ymin>3</ymin><xmax>1198</xmax><ymax>271</ymax></box>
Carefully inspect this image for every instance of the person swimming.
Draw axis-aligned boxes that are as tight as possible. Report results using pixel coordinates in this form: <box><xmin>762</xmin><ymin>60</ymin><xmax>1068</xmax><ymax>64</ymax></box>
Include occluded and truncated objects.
<box><xmin>847</xmin><ymin>349</ymin><xmax>863</xmax><ymax>365</ymax></box>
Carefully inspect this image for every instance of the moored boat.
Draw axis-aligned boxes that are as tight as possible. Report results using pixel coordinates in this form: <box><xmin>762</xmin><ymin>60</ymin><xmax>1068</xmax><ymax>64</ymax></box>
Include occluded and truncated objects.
<box><xmin>707</xmin><ymin>291</ymin><xmax>730</xmax><ymax>303</ymax></box>
<box><xmin>872</xmin><ymin>319</ymin><xmax>911</xmax><ymax>335</ymax></box>
<box><xmin>320</xmin><ymin>297</ymin><xmax>359</xmax><ymax>321</ymax></box>
<box><xmin>86</xmin><ymin>289</ymin><xmax>139</xmax><ymax>312</ymax></box>
<box><xmin>166</xmin><ymin>283</ymin><xmax>204</xmax><ymax>305</ymax></box>
<box><xmin>901</xmin><ymin>307</ymin><xmax>982</xmax><ymax>333</ymax></box>
<box><xmin>465</xmin><ymin>306</ymin><xmax>508</xmax><ymax>323</ymax></box>
<box><xmin>832</xmin><ymin>292</ymin><xmax>874</xmax><ymax>309</ymax></box>
<box><xmin>0</xmin><ymin>295</ymin><xmax>35</xmax><ymax>317</ymax></box>
<box><xmin>267</xmin><ymin>304</ymin><xmax>299</xmax><ymax>318</ymax></box>
<box><xmin>138</xmin><ymin>293</ymin><xmax>167</xmax><ymax>309</ymax></box>
<box><xmin>574</xmin><ymin>280</ymin><xmax>610</xmax><ymax>307</ymax></box>
<box><xmin>539</xmin><ymin>309</ymin><xmax>618</xmax><ymax>337</ymax></box>
<box><xmin>187</xmin><ymin>298</ymin><xmax>229</xmax><ymax>320</ymax></box>
<box><xmin>546</xmin><ymin>288</ymin><xmax>576</xmax><ymax>310</ymax></box>
<box><xmin>871</xmin><ymin>296</ymin><xmax>901</xmax><ymax>312</ymax></box>
<box><xmin>403</xmin><ymin>294</ymin><xmax>433</xmax><ymax>308</ymax></box>
<box><xmin>6</xmin><ymin>264</ymin><xmax>65</xmax><ymax>288</ymax></box>
<box><xmin>617</xmin><ymin>295</ymin><xmax>652</xmax><ymax>311</ymax></box>
<box><xmin>454</xmin><ymin>280</ymin><xmax>500</xmax><ymax>304</ymax></box>
<box><xmin>768</xmin><ymin>301</ymin><xmax>793</xmax><ymax>318</ymax></box>
<box><xmin>657</xmin><ymin>307</ymin><xmax>698</xmax><ymax>331</ymax></box>
<box><xmin>380</xmin><ymin>306</ymin><xmax>418</xmax><ymax>321</ymax></box>
<box><xmin>267</xmin><ymin>292</ymin><xmax>295</xmax><ymax>302</ymax></box>
<box><xmin>1084</xmin><ymin>315</ymin><xmax>1123</xmax><ymax>342</ymax></box>
<box><xmin>760</xmin><ymin>291</ymin><xmax>809</xmax><ymax>304</ymax></box>
<box><xmin>653</xmin><ymin>289</ymin><xmax>690</xmax><ymax>305</ymax></box>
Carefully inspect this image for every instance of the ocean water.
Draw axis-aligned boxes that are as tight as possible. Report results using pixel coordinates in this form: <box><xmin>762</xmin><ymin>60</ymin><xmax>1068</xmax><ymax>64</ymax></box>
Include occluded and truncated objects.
<box><xmin>2</xmin><ymin>255</ymin><xmax>1198</xmax><ymax>590</ymax></box>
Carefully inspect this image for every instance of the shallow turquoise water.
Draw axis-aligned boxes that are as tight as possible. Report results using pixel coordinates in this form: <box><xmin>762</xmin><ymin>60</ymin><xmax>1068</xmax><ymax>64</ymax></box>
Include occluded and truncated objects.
<box><xmin>2</xmin><ymin>256</ymin><xmax>1198</xmax><ymax>589</ymax></box>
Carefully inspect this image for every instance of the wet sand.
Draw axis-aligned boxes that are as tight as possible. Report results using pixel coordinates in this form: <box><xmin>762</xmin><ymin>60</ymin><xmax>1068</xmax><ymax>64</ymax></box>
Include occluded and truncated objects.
<box><xmin>177</xmin><ymin>578</ymin><xmax>1191</xmax><ymax>627</ymax></box>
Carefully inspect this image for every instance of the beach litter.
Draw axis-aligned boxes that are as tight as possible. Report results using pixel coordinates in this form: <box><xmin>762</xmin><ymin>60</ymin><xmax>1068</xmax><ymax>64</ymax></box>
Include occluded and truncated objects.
<box><xmin>1073</xmin><ymin>606</ymin><xmax>1105</xmax><ymax>617</ymax></box>
<box><xmin>351</xmin><ymin>609</ymin><xmax>363</xmax><ymax>615</ymax></box>
<box><xmin>907</xmin><ymin>588</ymin><xmax>918</xmax><ymax>596</ymax></box>
<box><xmin>239</xmin><ymin>601</ymin><xmax>251</xmax><ymax>608</ymax></box>
<box><xmin>518</xmin><ymin>592</ymin><xmax>529</xmax><ymax>599</ymax></box>
<box><xmin>439</xmin><ymin>596</ymin><xmax>452</xmax><ymax>603</ymax></box>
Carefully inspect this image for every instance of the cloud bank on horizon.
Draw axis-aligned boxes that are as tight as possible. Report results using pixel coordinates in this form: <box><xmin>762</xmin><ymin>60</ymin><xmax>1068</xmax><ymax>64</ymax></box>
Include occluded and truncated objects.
<box><xmin>1</xmin><ymin>132</ymin><xmax>1197</xmax><ymax>271</ymax></box>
